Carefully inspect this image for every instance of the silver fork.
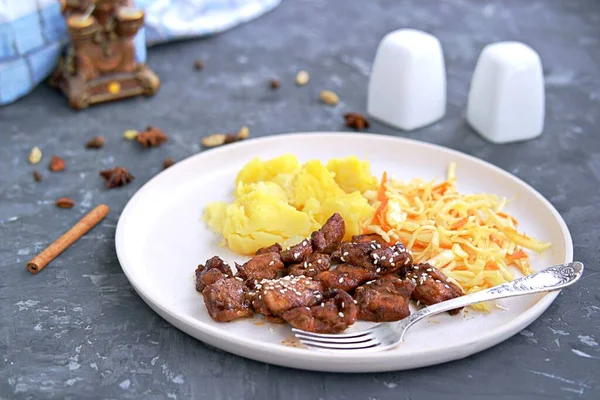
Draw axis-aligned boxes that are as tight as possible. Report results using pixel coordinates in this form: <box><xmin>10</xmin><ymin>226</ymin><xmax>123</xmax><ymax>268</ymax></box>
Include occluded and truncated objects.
<box><xmin>292</xmin><ymin>262</ymin><xmax>584</xmax><ymax>352</ymax></box>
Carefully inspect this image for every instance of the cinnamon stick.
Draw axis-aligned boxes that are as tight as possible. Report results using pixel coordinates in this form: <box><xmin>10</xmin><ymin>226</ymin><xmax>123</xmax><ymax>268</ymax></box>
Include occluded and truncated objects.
<box><xmin>27</xmin><ymin>204</ymin><xmax>109</xmax><ymax>274</ymax></box>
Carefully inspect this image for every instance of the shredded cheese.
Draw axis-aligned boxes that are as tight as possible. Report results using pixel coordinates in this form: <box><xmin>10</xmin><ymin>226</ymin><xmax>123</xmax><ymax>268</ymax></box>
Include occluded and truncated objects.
<box><xmin>364</xmin><ymin>163</ymin><xmax>551</xmax><ymax>311</ymax></box>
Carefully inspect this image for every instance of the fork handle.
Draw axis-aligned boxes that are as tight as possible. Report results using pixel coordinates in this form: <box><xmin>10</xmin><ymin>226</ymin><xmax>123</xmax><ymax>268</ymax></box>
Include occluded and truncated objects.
<box><xmin>407</xmin><ymin>262</ymin><xmax>583</xmax><ymax>324</ymax></box>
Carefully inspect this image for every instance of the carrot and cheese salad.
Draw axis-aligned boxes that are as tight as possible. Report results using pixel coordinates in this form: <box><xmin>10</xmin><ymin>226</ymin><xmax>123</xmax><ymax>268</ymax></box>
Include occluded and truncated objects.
<box><xmin>362</xmin><ymin>163</ymin><xmax>551</xmax><ymax>311</ymax></box>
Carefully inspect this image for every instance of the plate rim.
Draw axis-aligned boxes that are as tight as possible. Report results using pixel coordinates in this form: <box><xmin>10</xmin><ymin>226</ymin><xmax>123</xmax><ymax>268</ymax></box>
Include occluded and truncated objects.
<box><xmin>115</xmin><ymin>131</ymin><xmax>573</xmax><ymax>372</ymax></box>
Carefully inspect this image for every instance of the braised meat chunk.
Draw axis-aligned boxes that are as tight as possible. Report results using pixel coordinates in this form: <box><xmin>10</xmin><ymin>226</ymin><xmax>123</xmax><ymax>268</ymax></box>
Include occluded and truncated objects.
<box><xmin>370</xmin><ymin>241</ymin><xmax>413</xmax><ymax>274</ymax></box>
<box><xmin>407</xmin><ymin>263</ymin><xmax>464</xmax><ymax>314</ymax></box>
<box><xmin>311</xmin><ymin>213</ymin><xmax>345</xmax><ymax>254</ymax></box>
<box><xmin>282</xmin><ymin>289</ymin><xmax>357</xmax><ymax>333</ymax></box>
<box><xmin>236</xmin><ymin>252</ymin><xmax>285</xmax><ymax>283</ymax></box>
<box><xmin>316</xmin><ymin>264</ymin><xmax>378</xmax><ymax>292</ymax></box>
<box><xmin>354</xmin><ymin>275</ymin><xmax>415</xmax><ymax>322</ymax></box>
<box><xmin>252</xmin><ymin>276</ymin><xmax>325</xmax><ymax>317</ymax></box>
<box><xmin>256</xmin><ymin>243</ymin><xmax>282</xmax><ymax>255</ymax></box>
<box><xmin>352</xmin><ymin>233</ymin><xmax>388</xmax><ymax>246</ymax></box>
<box><xmin>332</xmin><ymin>241</ymin><xmax>376</xmax><ymax>270</ymax></box>
<box><xmin>286</xmin><ymin>253</ymin><xmax>331</xmax><ymax>277</ymax></box>
<box><xmin>202</xmin><ymin>278</ymin><xmax>253</xmax><ymax>322</ymax></box>
<box><xmin>280</xmin><ymin>239</ymin><xmax>313</xmax><ymax>264</ymax></box>
<box><xmin>195</xmin><ymin>256</ymin><xmax>233</xmax><ymax>292</ymax></box>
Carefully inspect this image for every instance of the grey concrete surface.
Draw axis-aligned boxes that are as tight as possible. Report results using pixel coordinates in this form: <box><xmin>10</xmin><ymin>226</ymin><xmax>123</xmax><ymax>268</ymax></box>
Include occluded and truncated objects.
<box><xmin>1</xmin><ymin>0</ymin><xmax>599</xmax><ymax>399</ymax></box>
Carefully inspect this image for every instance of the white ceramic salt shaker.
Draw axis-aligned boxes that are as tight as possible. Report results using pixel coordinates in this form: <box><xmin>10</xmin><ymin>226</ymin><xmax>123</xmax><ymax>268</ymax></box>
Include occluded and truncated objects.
<box><xmin>367</xmin><ymin>29</ymin><xmax>446</xmax><ymax>131</ymax></box>
<box><xmin>466</xmin><ymin>41</ymin><xmax>545</xmax><ymax>144</ymax></box>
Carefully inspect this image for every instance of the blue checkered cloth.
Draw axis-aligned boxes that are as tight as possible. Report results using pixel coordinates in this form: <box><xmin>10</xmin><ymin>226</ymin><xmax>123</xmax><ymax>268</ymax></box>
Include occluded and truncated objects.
<box><xmin>0</xmin><ymin>0</ymin><xmax>280</xmax><ymax>105</ymax></box>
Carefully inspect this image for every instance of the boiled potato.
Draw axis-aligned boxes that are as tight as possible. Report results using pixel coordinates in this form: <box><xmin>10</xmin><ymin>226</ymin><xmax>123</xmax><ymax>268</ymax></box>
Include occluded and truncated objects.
<box><xmin>204</xmin><ymin>156</ymin><xmax>377</xmax><ymax>255</ymax></box>
<box><xmin>327</xmin><ymin>156</ymin><xmax>378</xmax><ymax>194</ymax></box>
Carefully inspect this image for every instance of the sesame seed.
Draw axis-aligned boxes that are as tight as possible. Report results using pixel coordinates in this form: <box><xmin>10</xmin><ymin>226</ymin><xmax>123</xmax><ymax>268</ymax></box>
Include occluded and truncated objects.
<box><xmin>341</xmin><ymin>302</ymin><xmax>345</xmax><ymax>308</ymax></box>
<box><xmin>235</xmin><ymin>277</ymin><xmax>243</xmax><ymax>281</ymax></box>
<box><xmin>353</xmin><ymin>300</ymin><xmax>358</xmax><ymax>304</ymax></box>
<box><xmin>279</xmin><ymin>289</ymin><xmax>285</xmax><ymax>294</ymax></box>
<box><xmin>308</xmin><ymin>268</ymin><xmax>314</xmax><ymax>272</ymax></box>
<box><xmin>338</xmin><ymin>312</ymin><xmax>344</xmax><ymax>318</ymax></box>
<box><xmin>414</xmin><ymin>266</ymin><xmax>419</xmax><ymax>270</ymax></box>
<box><xmin>338</xmin><ymin>277</ymin><xmax>344</xmax><ymax>283</ymax></box>
<box><xmin>404</xmin><ymin>259</ymin><xmax>410</xmax><ymax>265</ymax></box>
<box><xmin>416</xmin><ymin>300</ymin><xmax>421</xmax><ymax>306</ymax></box>
<box><xmin>293</xmin><ymin>252</ymin><xmax>300</xmax><ymax>259</ymax></box>
<box><xmin>381</xmin><ymin>256</ymin><xmax>386</xmax><ymax>260</ymax></box>
<box><xmin>268</xmin><ymin>261</ymin><xmax>275</xmax><ymax>266</ymax></box>
<box><xmin>374</xmin><ymin>259</ymin><xmax>378</xmax><ymax>265</ymax></box>
<box><xmin>371</xmin><ymin>244</ymin><xmax>376</xmax><ymax>250</ymax></box>
<box><xmin>321</xmin><ymin>303</ymin><xmax>325</xmax><ymax>307</ymax></box>
<box><xmin>340</xmin><ymin>257</ymin><xmax>345</xmax><ymax>262</ymax></box>
<box><xmin>435</xmin><ymin>279</ymin><xmax>441</xmax><ymax>283</ymax></box>
<box><xmin>376</xmin><ymin>268</ymin><xmax>381</xmax><ymax>273</ymax></box>
<box><xmin>390</xmin><ymin>263</ymin><xmax>395</xmax><ymax>267</ymax></box>
<box><xmin>427</xmin><ymin>268</ymin><xmax>432</xmax><ymax>272</ymax></box>
<box><xmin>303</xmin><ymin>262</ymin><xmax>308</xmax><ymax>268</ymax></box>
<box><xmin>317</xmin><ymin>259</ymin><xmax>322</xmax><ymax>264</ymax></box>
<box><xmin>306</xmin><ymin>307</ymin><xmax>310</xmax><ymax>310</ymax></box>
<box><xmin>303</xmin><ymin>240</ymin><xmax>307</xmax><ymax>246</ymax></box>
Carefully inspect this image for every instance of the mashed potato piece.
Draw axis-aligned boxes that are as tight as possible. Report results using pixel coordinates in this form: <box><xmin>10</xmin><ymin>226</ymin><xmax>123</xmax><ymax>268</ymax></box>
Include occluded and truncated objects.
<box><xmin>204</xmin><ymin>155</ymin><xmax>377</xmax><ymax>255</ymax></box>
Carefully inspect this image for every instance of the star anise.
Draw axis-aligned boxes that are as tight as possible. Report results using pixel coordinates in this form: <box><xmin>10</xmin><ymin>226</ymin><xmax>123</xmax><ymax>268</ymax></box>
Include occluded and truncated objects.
<box><xmin>136</xmin><ymin>126</ymin><xmax>168</xmax><ymax>147</ymax></box>
<box><xmin>99</xmin><ymin>167</ymin><xmax>134</xmax><ymax>189</ymax></box>
<box><xmin>344</xmin><ymin>112</ymin><xmax>370</xmax><ymax>131</ymax></box>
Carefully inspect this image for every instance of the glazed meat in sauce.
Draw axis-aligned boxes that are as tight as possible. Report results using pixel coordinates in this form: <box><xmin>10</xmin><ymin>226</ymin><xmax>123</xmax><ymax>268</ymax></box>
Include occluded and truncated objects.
<box><xmin>280</xmin><ymin>239</ymin><xmax>313</xmax><ymax>264</ymax></box>
<box><xmin>316</xmin><ymin>264</ymin><xmax>378</xmax><ymax>292</ymax></box>
<box><xmin>252</xmin><ymin>276</ymin><xmax>325</xmax><ymax>318</ymax></box>
<box><xmin>198</xmin><ymin>214</ymin><xmax>464</xmax><ymax>332</ymax></box>
<box><xmin>286</xmin><ymin>253</ymin><xmax>331</xmax><ymax>277</ymax></box>
<box><xmin>282</xmin><ymin>289</ymin><xmax>357</xmax><ymax>333</ymax></box>
<box><xmin>354</xmin><ymin>275</ymin><xmax>415</xmax><ymax>322</ymax></box>
<box><xmin>236</xmin><ymin>252</ymin><xmax>285</xmax><ymax>283</ymax></box>
<box><xmin>202</xmin><ymin>278</ymin><xmax>253</xmax><ymax>322</ymax></box>
<box><xmin>311</xmin><ymin>213</ymin><xmax>345</xmax><ymax>254</ymax></box>
<box><xmin>407</xmin><ymin>263</ymin><xmax>464</xmax><ymax>315</ymax></box>
<box><xmin>195</xmin><ymin>256</ymin><xmax>233</xmax><ymax>292</ymax></box>
<box><xmin>255</xmin><ymin>243</ymin><xmax>282</xmax><ymax>255</ymax></box>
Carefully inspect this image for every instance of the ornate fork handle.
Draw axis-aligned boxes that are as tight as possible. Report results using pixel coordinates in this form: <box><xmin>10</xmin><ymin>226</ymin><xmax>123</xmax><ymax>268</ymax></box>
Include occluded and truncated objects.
<box><xmin>400</xmin><ymin>262</ymin><xmax>584</xmax><ymax>332</ymax></box>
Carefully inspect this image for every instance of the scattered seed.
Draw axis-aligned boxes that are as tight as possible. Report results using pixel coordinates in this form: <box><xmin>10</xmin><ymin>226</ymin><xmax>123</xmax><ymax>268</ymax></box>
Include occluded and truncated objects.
<box><xmin>295</xmin><ymin>70</ymin><xmax>309</xmax><ymax>86</ymax></box>
<box><xmin>28</xmin><ymin>147</ymin><xmax>42</xmax><ymax>164</ymax></box>
<box><xmin>32</xmin><ymin>171</ymin><xmax>42</xmax><ymax>182</ymax></box>
<box><xmin>49</xmin><ymin>155</ymin><xmax>65</xmax><ymax>172</ymax></box>
<box><xmin>270</xmin><ymin>79</ymin><xmax>280</xmax><ymax>89</ymax></box>
<box><xmin>56</xmin><ymin>197</ymin><xmax>75</xmax><ymax>209</ymax></box>
<box><xmin>123</xmin><ymin>129</ymin><xmax>139</xmax><ymax>141</ymax></box>
<box><xmin>194</xmin><ymin>59</ymin><xmax>205</xmax><ymax>70</ymax></box>
<box><xmin>201</xmin><ymin>133</ymin><xmax>227</xmax><ymax>148</ymax></box>
<box><xmin>237</xmin><ymin>126</ymin><xmax>250</xmax><ymax>140</ymax></box>
<box><xmin>319</xmin><ymin>90</ymin><xmax>339</xmax><ymax>106</ymax></box>
<box><xmin>85</xmin><ymin>136</ymin><xmax>105</xmax><ymax>149</ymax></box>
<box><xmin>162</xmin><ymin>157</ymin><xmax>175</xmax><ymax>169</ymax></box>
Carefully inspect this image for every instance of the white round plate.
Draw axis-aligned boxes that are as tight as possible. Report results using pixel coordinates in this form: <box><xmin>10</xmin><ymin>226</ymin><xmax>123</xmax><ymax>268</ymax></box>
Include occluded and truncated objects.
<box><xmin>115</xmin><ymin>132</ymin><xmax>572</xmax><ymax>373</ymax></box>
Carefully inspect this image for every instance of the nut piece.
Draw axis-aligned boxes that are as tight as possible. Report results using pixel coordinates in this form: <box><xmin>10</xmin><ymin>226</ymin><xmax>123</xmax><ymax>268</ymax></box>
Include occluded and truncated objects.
<box><xmin>163</xmin><ymin>157</ymin><xmax>175</xmax><ymax>169</ymax></box>
<box><xmin>49</xmin><ymin>155</ymin><xmax>65</xmax><ymax>172</ymax></box>
<box><xmin>270</xmin><ymin>79</ymin><xmax>280</xmax><ymax>89</ymax></box>
<box><xmin>56</xmin><ymin>197</ymin><xmax>75</xmax><ymax>209</ymax></box>
<box><xmin>123</xmin><ymin>129</ymin><xmax>139</xmax><ymax>141</ymax></box>
<box><xmin>344</xmin><ymin>112</ymin><xmax>370</xmax><ymax>131</ymax></box>
<box><xmin>137</xmin><ymin>126</ymin><xmax>168</xmax><ymax>147</ymax></box>
<box><xmin>194</xmin><ymin>59</ymin><xmax>205</xmax><ymax>70</ymax></box>
<box><xmin>319</xmin><ymin>90</ymin><xmax>339</xmax><ymax>106</ymax></box>
<box><xmin>295</xmin><ymin>70</ymin><xmax>309</xmax><ymax>86</ymax></box>
<box><xmin>33</xmin><ymin>171</ymin><xmax>42</xmax><ymax>182</ymax></box>
<box><xmin>237</xmin><ymin>126</ymin><xmax>250</xmax><ymax>140</ymax></box>
<box><xmin>28</xmin><ymin>147</ymin><xmax>42</xmax><ymax>164</ymax></box>
<box><xmin>85</xmin><ymin>136</ymin><xmax>105</xmax><ymax>149</ymax></box>
<box><xmin>99</xmin><ymin>166</ymin><xmax>135</xmax><ymax>189</ymax></box>
<box><xmin>201</xmin><ymin>133</ymin><xmax>227</xmax><ymax>148</ymax></box>
<box><xmin>202</xmin><ymin>126</ymin><xmax>251</xmax><ymax>148</ymax></box>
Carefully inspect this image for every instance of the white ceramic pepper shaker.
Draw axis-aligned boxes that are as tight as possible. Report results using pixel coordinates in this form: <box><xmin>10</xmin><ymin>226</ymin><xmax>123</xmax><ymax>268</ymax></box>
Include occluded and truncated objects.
<box><xmin>367</xmin><ymin>29</ymin><xmax>446</xmax><ymax>131</ymax></box>
<box><xmin>466</xmin><ymin>41</ymin><xmax>545</xmax><ymax>143</ymax></box>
